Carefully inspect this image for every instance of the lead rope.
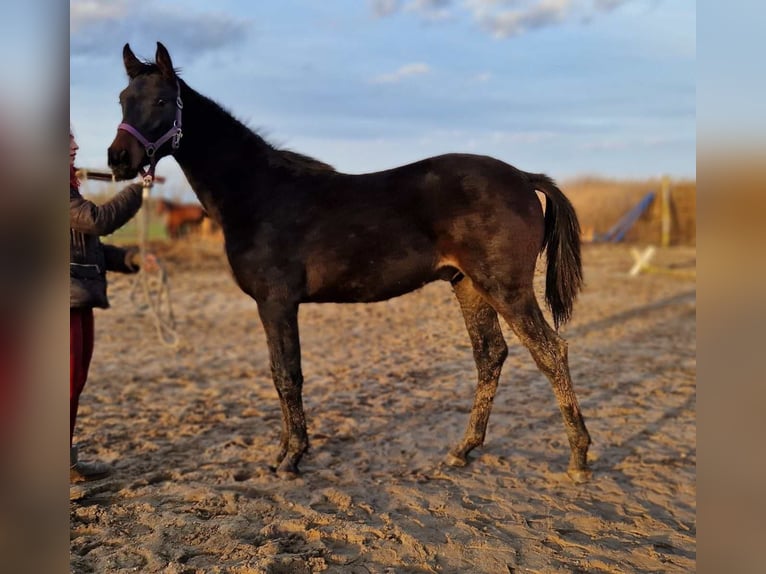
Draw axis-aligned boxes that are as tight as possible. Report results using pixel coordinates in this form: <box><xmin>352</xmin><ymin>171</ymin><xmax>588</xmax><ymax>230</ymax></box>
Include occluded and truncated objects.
<box><xmin>129</xmin><ymin>174</ymin><xmax>181</xmax><ymax>348</ymax></box>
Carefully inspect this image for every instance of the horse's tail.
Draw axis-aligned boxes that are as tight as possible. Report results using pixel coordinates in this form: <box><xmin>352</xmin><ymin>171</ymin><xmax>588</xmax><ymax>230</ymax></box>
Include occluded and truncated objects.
<box><xmin>527</xmin><ymin>173</ymin><xmax>583</xmax><ymax>330</ymax></box>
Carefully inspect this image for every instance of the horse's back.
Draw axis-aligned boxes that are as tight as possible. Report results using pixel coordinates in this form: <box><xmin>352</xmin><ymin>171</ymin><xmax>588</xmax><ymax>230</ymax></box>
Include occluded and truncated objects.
<box><xmin>344</xmin><ymin>153</ymin><xmax>541</xmax><ymax>214</ymax></box>
<box><xmin>346</xmin><ymin>153</ymin><xmax>545</xmax><ymax>245</ymax></box>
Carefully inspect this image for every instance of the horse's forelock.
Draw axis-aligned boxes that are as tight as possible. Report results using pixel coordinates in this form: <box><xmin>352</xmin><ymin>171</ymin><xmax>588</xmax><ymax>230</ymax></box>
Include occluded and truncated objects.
<box><xmin>130</xmin><ymin>61</ymin><xmax>182</xmax><ymax>79</ymax></box>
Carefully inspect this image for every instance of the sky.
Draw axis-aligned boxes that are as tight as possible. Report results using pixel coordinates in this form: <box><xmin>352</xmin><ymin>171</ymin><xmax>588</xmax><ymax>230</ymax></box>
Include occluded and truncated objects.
<box><xmin>70</xmin><ymin>0</ymin><xmax>696</xmax><ymax>198</ymax></box>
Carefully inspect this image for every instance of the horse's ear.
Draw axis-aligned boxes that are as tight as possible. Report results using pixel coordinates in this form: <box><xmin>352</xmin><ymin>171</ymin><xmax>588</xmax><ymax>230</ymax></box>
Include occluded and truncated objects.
<box><xmin>123</xmin><ymin>44</ymin><xmax>144</xmax><ymax>78</ymax></box>
<box><xmin>155</xmin><ymin>42</ymin><xmax>176</xmax><ymax>80</ymax></box>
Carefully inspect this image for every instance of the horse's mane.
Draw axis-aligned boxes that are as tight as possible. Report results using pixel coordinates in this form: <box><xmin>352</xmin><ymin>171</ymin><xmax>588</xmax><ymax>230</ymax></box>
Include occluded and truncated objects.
<box><xmin>272</xmin><ymin>150</ymin><xmax>335</xmax><ymax>173</ymax></box>
<box><xmin>191</xmin><ymin>82</ymin><xmax>336</xmax><ymax>175</ymax></box>
<box><xmin>133</xmin><ymin>59</ymin><xmax>336</xmax><ymax>176</ymax></box>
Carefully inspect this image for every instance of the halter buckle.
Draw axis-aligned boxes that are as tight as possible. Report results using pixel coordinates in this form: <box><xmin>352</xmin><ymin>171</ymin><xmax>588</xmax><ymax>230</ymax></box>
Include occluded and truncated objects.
<box><xmin>142</xmin><ymin>173</ymin><xmax>154</xmax><ymax>191</ymax></box>
<box><xmin>172</xmin><ymin>129</ymin><xmax>183</xmax><ymax>149</ymax></box>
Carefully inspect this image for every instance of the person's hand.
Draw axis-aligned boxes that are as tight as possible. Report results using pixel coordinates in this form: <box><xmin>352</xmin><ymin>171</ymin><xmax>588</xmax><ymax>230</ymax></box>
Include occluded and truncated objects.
<box><xmin>130</xmin><ymin>249</ymin><xmax>160</xmax><ymax>273</ymax></box>
<box><xmin>141</xmin><ymin>253</ymin><xmax>160</xmax><ymax>273</ymax></box>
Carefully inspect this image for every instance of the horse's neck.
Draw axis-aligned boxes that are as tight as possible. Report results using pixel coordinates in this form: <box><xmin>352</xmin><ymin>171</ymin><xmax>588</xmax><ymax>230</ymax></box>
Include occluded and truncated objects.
<box><xmin>173</xmin><ymin>83</ymin><xmax>273</xmax><ymax>222</ymax></box>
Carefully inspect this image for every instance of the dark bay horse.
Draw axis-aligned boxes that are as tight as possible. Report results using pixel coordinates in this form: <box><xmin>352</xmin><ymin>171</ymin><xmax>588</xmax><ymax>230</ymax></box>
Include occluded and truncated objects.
<box><xmin>156</xmin><ymin>197</ymin><xmax>207</xmax><ymax>239</ymax></box>
<box><xmin>108</xmin><ymin>43</ymin><xmax>591</xmax><ymax>482</ymax></box>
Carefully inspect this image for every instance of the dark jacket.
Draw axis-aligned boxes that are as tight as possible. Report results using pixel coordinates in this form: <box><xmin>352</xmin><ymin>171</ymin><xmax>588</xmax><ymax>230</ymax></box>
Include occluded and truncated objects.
<box><xmin>70</xmin><ymin>183</ymin><xmax>144</xmax><ymax>309</ymax></box>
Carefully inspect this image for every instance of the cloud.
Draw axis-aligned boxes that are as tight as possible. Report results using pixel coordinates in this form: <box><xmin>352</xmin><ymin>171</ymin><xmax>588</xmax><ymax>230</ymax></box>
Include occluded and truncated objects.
<box><xmin>581</xmin><ymin>134</ymin><xmax>682</xmax><ymax>152</ymax></box>
<box><xmin>593</xmin><ymin>0</ymin><xmax>632</xmax><ymax>12</ymax></box>
<box><xmin>411</xmin><ymin>0</ymin><xmax>452</xmax><ymax>9</ymax></box>
<box><xmin>70</xmin><ymin>0</ymin><xmax>130</xmax><ymax>32</ymax></box>
<box><xmin>373</xmin><ymin>0</ymin><xmax>454</xmax><ymax>20</ymax></box>
<box><xmin>70</xmin><ymin>0</ymin><xmax>251</xmax><ymax>60</ymax></box>
<box><xmin>470</xmin><ymin>0</ymin><xmax>572</xmax><ymax>38</ymax></box>
<box><xmin>406</xmin><ymin>0</ymin><xmax>454</xmax><ymax>21</ymax></box>
<box><xmin>371</xmin><ymin>0</ymin><xmax>401</xmax><ymax>18</ymax></box>
<box><xmin>372</xmin><ymin>0</ymin><xmax>639</xmax><ymax>37</ymax></box>
<box><xmin>371</xmin><ymin>62</ymin><xmax>431</xmax><ymax>84</ymax></box>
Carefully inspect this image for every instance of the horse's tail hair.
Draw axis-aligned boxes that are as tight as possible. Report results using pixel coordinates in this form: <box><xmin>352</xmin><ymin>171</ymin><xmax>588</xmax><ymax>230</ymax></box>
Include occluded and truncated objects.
<box><xmin>527</xmin><ymin>173</ymin><xmax>583</xmax><ymax>330</ymax></box>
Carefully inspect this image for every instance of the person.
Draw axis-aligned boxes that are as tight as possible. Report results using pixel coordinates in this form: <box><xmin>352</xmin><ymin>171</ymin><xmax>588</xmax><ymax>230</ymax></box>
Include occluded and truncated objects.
<box><xmin>69</xmin><ymin>126</ymin><xmax>155</xmax><ymax>482</ymax></box>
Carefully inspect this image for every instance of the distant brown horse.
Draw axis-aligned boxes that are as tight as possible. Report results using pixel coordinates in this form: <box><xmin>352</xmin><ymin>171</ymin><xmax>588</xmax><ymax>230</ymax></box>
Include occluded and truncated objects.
<box><xmin>155</xmin><ymin>198</ymin><xmax>206</xmax><ymax>239</ymax></box>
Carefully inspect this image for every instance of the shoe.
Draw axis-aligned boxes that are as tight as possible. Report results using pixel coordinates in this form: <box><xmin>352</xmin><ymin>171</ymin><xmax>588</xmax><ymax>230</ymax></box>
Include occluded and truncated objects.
<box><xmin>70</xmin><ymin>444</ymin><xmax>110</xmax><ymax>482</ymax></box>
<box><xmin>70</xmin><ymin>460</ymin><xmax>111</xmax><ymax>482</ymax></box>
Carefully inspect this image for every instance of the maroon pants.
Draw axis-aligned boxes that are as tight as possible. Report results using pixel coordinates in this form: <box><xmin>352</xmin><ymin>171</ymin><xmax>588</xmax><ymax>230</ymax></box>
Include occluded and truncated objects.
<box><xmin>70</xmin><ymin>308</ymin><xmax>94</xmax><ymax>443</ymax></box>
<box><xmin>0</xmin><ymin>321</ymin><xmax>23</xmax><ymax>448</ymax></box>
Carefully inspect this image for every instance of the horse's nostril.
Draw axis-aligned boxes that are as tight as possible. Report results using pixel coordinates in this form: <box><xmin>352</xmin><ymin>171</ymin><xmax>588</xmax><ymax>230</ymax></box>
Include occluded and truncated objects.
<box><xmin>107</xmin><ymin>147</ymin><xmax>129</xmax><ymax>167</ymax></box>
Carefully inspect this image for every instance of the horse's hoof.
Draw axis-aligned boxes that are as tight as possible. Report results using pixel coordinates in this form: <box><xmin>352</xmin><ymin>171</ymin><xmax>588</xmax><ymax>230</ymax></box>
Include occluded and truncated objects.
<box><xmin>277</xmin><ymin>469</ymin><xmax>300</xmax><ymax>480</ymax></box>
<box><xmin>275</xmin><ymin>461</ymin><xmax>300</xmax><ymax>480</ymax></box>
<box><xmin>567</xmin><ymin>467</ymin><xmax>592</xmax><ymax>484</ymax></box>
<box><xmin>445</xmin><ymin>452</ymin><xmax>468</xmax><ymax>467</ymax></box>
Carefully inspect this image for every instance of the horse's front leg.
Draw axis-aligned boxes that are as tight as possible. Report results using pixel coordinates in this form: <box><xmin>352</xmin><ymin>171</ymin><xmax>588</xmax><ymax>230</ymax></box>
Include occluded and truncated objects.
<box><xmin>257</xmin><ymin>300</ymin><xmax>308</xmax><ymax>479</ymax></box>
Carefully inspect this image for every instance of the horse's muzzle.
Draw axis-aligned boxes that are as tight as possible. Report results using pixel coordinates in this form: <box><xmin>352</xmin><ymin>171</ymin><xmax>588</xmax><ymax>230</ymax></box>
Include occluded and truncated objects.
<box><xmin>107</xmin><ymin>146</ymin><xmax>130</xmax><ymax>169</ymax></box>
<box><xmin>107</xmin><ymin>136</ymin><xmax>143</xmax><ymax>180</ymax></box>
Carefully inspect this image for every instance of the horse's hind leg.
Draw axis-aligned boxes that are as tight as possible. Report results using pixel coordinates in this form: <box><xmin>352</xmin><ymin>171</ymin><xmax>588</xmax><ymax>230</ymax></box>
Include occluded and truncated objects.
<box><xmin>446</xmin><ymin>277</ymin><xmax>508</xmax><ymax>467</ymax></box>
<box><xmin>257</xmin><ymin>300</ymin><xmax>309</xmax><ymax>479</ymax></box>
<box><xmin>490</xmin><ymin>286</ymin><xmax>591</xmax><ymax>483</ymax></box>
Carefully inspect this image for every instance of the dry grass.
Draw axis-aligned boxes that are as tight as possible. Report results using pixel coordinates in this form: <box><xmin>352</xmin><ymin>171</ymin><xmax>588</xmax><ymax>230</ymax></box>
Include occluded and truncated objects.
<box><xmin>562</xmin><ymin>176</ymin><xmax>696</xmax><ymax>246</ymax></box>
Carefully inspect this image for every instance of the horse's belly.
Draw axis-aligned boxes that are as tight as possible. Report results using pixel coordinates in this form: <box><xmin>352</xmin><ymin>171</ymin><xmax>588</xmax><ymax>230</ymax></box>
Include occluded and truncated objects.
<box><xmin>304</xmin><ymin>254</ymin><xmax>438</xmax><ymax>303</ymax></box>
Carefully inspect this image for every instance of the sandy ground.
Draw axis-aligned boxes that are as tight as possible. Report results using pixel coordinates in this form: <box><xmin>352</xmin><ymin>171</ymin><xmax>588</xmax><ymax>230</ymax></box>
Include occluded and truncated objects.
<box><xmin>70</xmin><ymin>240</ymin><xmax>696</xmax><ymax>573</ymax></box>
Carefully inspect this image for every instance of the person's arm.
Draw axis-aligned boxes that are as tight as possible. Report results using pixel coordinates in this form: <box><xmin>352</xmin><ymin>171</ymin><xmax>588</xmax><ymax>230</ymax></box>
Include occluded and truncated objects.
<box><xmin>69</xmin><ymin>183</ymin><xmax>143</xmax><ymax>236</ymax></box>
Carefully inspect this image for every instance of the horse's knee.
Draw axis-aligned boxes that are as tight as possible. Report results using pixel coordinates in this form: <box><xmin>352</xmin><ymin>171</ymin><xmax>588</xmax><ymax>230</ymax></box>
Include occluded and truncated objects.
<box><xmin>491</xmin><ymin>337</ymin><xmax>508</xmax><ymax>366</ymax></box>
<box><xmin>550</xmin><ymin>332</ymin><xmax>568</xmax><ymax>361</ymax></box>
<box><xmin>471</xmin><ymin>333</ymin><xmax>507</xmax><ymax>382</ymax></box>
<box><xmin>519</xmin><ymin>324</ymin><xmax>569</xmax><ymax>379</ymax></box>
<box><xmin>274</xmin><ymin>376</ymin><xmax>303</xmax><ymax>400</ymax></box>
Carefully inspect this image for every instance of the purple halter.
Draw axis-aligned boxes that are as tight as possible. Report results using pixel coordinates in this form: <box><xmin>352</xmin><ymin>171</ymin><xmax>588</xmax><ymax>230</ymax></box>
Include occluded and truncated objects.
<box><xmin>117</xmin><ymin>80</ymin><xmax>183</xmax><ymax>179</ymax></box>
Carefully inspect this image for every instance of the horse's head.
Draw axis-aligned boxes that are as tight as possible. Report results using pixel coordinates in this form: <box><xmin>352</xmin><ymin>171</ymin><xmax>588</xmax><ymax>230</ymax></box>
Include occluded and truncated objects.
<box><xmin>108</xmin><ymin>42</ymin><xmax>183</xmax><ymax>181</ymax></box>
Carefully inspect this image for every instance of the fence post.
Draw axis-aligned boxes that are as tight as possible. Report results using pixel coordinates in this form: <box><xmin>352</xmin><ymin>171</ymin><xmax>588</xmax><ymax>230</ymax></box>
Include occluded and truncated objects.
<box><xmin>660</xmin><ymin>175</ymin><xmax>671</xmax><ymax>247</ymax></box>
